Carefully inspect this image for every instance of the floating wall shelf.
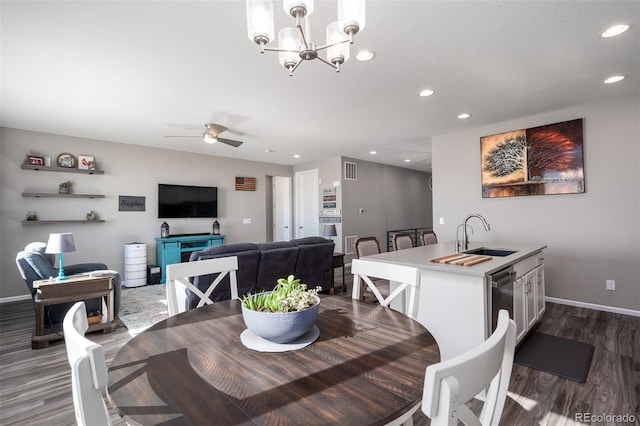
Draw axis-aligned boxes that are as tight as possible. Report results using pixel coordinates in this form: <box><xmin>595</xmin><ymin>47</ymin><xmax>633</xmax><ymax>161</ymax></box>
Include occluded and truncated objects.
<box><xmin>22</xmin><ymin>220</ymin><xmax>106</xmax><ymax>226</ymax></box>
<box><xmin>22</xmin><ymin>192</ymin><xmax>105</xmax><ymax>199</ymax></box>
<box><xmin>21</xmin><ymin>164</ymin><xmax>104</xmax><ymax>175</ymax></box>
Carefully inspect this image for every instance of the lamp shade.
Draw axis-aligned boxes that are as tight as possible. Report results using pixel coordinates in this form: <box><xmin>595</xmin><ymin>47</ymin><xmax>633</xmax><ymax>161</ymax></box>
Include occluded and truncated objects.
<box><xmin>326</xmin><ymin>21</ymin><xmax>350</xmax><ymax>65</ymax></box>
<box><xmin>45</xmin><ymin>233</ymin><xmax>76</xmax><ymax>254</ymax></box>
<box><xmin>246</xmin><ymin>0</ymin><xmax>275</xmax><ymax>45</ymax></box>
<box><xmin>322</xmin><ymin>224</ymin><xmax>338</xmax><ymax>237</ymax></box>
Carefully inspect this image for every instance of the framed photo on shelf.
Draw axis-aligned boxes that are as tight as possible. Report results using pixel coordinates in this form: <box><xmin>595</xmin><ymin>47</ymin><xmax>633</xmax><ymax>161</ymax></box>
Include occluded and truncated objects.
<box><xmin>78</xmin><ymin>155</ymin><xmax>96</xmax><ymax>170</ymax></box>
<box><xmin>26</xmin><ymin>155</ymin><xmax>45</xmax><ymax>166</ymax></box>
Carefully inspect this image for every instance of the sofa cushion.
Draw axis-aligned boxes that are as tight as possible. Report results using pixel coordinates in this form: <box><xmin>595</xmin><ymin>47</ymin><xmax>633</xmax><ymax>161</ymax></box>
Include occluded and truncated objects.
<box><xmin>188</xmin><ymin>243</ymin><xmax>260</xmax><ymax>306</ymax></box>
<box><xmin>291</xmin><ymin>237</ymin><xmax>335</xmax><ymax>291</ymax></box>
<box><xmin>255</xmin><ymin>242</ymin><xmax>298</xmax><ymax>292</ymax></box>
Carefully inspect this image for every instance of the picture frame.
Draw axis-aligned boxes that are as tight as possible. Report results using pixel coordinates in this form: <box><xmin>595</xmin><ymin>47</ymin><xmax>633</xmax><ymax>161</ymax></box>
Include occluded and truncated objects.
<box><xmin>480</xmin><ymin>118</ymin><xmax>584</xmax><ymax>198</ymax></box>
<box><xmin>26</xmin><ymin>155</ymin><xmax>45</xmax><ymax>166</ymax></box>
<box><xmin>57</xmin><ymin>153</ymin><xmax>76</xmax><ymax>168</ymax></box>
<box><xmin>78</xmin><ymin>155</ymin><xmax>96</xmax><ymax>170</ymax></box>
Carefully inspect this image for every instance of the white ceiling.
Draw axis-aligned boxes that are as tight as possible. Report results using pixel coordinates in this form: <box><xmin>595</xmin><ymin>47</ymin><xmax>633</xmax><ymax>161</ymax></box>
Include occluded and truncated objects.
<box><xmin>2</xmin><ymin>1</ymin><xmax>638</xmax><ymax>173</ymax></box>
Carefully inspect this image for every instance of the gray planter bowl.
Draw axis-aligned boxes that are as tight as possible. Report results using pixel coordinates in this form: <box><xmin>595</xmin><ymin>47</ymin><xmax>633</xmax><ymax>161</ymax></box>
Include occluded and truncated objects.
<box><xmin>241</xmin><ymin>296</ymin><xmax>320</xmax><ymax>344</ymax></box>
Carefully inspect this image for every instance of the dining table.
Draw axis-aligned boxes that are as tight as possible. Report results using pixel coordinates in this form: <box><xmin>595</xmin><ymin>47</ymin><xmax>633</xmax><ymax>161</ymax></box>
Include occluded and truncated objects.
<box><xmin>107</xmin><ymin>295</ymin><xmax>440</xmax><ymax>425</ymax></box>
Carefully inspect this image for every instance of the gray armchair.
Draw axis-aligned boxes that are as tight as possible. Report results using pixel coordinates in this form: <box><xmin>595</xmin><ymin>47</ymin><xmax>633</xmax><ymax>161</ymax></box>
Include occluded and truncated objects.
<box><xmin>16</xmin><ymin>242</ymin><xmax>121</xmax><ymax>325</ymax></box>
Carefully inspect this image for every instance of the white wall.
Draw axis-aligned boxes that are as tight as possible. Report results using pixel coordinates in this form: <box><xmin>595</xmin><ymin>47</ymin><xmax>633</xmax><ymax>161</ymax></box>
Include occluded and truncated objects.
<box><xmin>1</xmin><ymin>128</ymin><xmax>291</xmax><ymax>299</ymax></box>
<box><xmin>432</xmin><ymin>95</ymin><xmax>640</xmax><ymax>310</ymax></box>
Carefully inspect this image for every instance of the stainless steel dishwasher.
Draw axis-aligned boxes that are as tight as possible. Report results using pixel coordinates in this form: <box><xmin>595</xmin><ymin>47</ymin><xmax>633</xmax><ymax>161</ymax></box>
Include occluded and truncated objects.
<box><xmin>490</xmin><ymin>265</ymin><xmax>516</xmax><ymax>332</ymax></box>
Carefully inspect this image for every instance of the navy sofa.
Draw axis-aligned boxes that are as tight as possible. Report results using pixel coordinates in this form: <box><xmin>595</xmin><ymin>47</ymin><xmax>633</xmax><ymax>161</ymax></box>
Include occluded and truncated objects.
<box><xmin>186</xmin><ymin>237</ymin><xmax>335</xmax><ymax>310</ymax></box>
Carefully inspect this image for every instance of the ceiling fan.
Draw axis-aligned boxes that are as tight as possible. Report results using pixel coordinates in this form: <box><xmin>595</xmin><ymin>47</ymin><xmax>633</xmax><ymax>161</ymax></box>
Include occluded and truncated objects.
<box><xmin>164</xmin><ymin>123</ymin><xmax>244</xmax><ymax>148</ymax></box>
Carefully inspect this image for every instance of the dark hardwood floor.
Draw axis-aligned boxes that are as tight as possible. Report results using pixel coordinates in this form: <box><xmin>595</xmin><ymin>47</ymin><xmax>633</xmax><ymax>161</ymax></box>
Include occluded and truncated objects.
<box><xmin>1</xmin><ymin>276</ymin><xmax>638</xmax><ymax>425</ymax></box>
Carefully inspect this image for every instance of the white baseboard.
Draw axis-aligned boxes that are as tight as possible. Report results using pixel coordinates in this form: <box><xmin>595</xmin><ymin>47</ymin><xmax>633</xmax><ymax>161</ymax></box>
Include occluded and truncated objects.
<box><xmin>0</xmin><ymin>294</ymin><xmax>32</xmax><ymax>304</ymax></box>
<box><xmin>546</xmin><ymin>296</ymin><xmax>640</xmax><ymax>318</ymax></box>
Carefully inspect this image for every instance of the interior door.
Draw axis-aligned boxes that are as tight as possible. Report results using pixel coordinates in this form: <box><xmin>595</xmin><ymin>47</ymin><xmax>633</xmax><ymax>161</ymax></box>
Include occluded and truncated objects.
<box><xmin>295</xmin><ymin>169</ymin><xmax>319</xmax><ymax>238</ymax></box>
<box><xmin>273</xmin><ymin>176</ymin><xmax>291</xmax><ymax>242</ymax></box>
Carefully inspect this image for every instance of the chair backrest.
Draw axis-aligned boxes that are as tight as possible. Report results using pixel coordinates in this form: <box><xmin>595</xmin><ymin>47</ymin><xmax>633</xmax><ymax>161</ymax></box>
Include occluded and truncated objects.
<box><xmin>354</xmin><ymin>236</ymin><xmax>381</xmax><ymax>258</ymax></box>
<box><xmin>351</xmin><ymin>258</ymin><xmax>420</xmax><ymax>319</ymax></box>
<box><xmin>63</xmin><ymin>302</ymin><xmax>111</xmax><ymax>426</ymax></box>
<box><xmin>421</xmin><ymin>231</ymin><xmax>438</xmax><ymax>246</ymax></box>
<box><xmin>392</xmin><ymin>233</ymin><xmax>414</xmax><ymax>251</ymax></box>
<box><xmin>15</xmin><ymin>242</ymin><xmax>57</xmax><ymax>297</ymax></box>
<box><xmin>166</xmin><ymin>256</ymin><xmax>239</xmax><ymax>317</ymax></box>
<box><xmin>422</xmin><ymin>310</ymin><xmax>516</xmax><ymax>426</ymax></box>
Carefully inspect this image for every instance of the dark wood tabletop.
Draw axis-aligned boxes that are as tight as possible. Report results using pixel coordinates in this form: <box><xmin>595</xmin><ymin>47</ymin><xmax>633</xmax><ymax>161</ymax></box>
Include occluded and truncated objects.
<box><xmin>107</xmin><ymin>295</ymin><xmax>440</xmax><ymax>426</ymax></box>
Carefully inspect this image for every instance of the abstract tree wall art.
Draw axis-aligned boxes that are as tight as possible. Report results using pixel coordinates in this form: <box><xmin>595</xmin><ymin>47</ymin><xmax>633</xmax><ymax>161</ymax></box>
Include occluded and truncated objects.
<box><xmin>480</xmin><ymin>118</ymin><xmax>584</xmax><ymax>198</ymax></box>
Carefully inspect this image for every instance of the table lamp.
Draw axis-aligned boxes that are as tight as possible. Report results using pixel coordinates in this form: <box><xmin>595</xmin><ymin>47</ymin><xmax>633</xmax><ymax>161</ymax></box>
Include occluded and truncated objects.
<box><xmin>322</xmin><ymin>224</ymin><xmax>337</xmax><ymax>242</ymax></box>
<box><xmin>45</xmin><ymin>233</ymin><xmax>76</xmax><ymax>281</ymax></box>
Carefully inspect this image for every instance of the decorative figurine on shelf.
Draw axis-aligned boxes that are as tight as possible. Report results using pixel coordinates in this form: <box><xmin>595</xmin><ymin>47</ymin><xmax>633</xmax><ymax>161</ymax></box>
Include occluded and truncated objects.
<box><xmin>161</xmin><ymin>221</ymin><xmax>170</xmax><ymax>238</ymax></box>
<box><xmin>26</xmin><ymin>211</ymin><xmax>38</xmax><ymax>221</ymax></box>
<box><xmin>58</xmin><ymin>180</ymin><xmax>72</xmax><ymax>194</ymax></box>
<box><xmin>212</xmin><ymin>220</ymin><xmax>220</xmax><ymax>235</ymax></box>
<box><xmin>86</xmin><ymin>210</ymin><xmax>97</xmax><ymax>220</ymax></box>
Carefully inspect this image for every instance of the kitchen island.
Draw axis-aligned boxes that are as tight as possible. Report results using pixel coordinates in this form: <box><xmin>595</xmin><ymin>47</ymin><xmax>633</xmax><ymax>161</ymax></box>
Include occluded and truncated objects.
<box><xmin>358</xmin><ymin>241</ymin><xmax>546</xmax><ymax>360</ymax></box>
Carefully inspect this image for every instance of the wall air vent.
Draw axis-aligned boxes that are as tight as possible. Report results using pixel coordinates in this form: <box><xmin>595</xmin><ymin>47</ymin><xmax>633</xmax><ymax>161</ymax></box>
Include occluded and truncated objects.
<box><xmin>344</xmin><ymin>235</ymin><xmax>358</xmax><ymax>255</ymax></box>
<box><xmin>344</xmin><ymin>161</ymin><xmax>357</xmax><ymax>181</ymax></box>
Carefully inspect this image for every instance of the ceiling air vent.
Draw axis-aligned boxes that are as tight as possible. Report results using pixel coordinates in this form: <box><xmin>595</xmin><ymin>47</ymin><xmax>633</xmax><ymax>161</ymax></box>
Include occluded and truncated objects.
<box><xmin>344</xmin><ymin>161</ymin><xmax>357</xmax><ymax>181</ymax></box>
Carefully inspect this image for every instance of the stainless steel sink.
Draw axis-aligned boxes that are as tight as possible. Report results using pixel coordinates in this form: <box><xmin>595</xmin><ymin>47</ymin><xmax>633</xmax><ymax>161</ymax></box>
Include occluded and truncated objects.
<box><xmin>464</xmin><ymin>247</ymin><xmax>517</xmax><ymax>257</ymax></box>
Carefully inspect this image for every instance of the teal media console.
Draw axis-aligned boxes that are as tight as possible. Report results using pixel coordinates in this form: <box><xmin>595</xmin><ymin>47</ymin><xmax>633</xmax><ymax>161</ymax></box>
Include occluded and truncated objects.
<box><xmin>155</xmin><ymin>234</ymin><xmax>225</xmax><ymax>284</ymax></box>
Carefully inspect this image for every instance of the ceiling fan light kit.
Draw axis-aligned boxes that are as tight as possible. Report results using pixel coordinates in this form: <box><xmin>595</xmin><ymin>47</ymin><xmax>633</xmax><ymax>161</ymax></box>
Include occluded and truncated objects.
<box><xmin>246</xmin><ymin>0</ymin><xmax>365</xmax><ymax>76</ymax></box>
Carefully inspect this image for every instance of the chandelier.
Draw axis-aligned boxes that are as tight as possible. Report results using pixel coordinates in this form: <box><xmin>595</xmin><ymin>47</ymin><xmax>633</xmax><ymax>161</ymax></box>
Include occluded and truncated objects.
<box><xmin>246</xmin><ymin>0</ymin><xmax>366</xmax><ymax>76</ymax></box>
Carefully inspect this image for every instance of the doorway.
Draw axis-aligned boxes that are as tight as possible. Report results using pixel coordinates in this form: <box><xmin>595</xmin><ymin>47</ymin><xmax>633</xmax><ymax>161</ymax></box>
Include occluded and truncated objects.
<box><xmin>272</xmin><ymin>176</ymin><xmax>292</xmax><ymax>242</ymax></box>
<box><xmin>294</xmin><ymin>169</ymin><xmax>319</xmax><ymax>238</ymax></box>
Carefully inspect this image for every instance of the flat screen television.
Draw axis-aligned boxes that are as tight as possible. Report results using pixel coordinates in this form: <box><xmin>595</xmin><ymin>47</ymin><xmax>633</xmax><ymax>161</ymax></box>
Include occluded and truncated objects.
<box><xmin>158</xmin><ymin>184</ymin><xmax>218</xmax><ymax>218</ymax></box>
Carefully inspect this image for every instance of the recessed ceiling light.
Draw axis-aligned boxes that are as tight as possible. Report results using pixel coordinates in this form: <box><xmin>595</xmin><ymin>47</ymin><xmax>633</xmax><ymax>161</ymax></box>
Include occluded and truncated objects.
<box><xmin>355</xmin><ymin>50</ymin><xmax>375</xmax><ymax>62</ymax></box>
<box><xmin>604</xmin><ymin>75</ymin><xmax>625</xmax><ymax>84</ymax></box>
<box><xmin>370</xmin><ymin>151</ymin><xmax>377</xmax><ymax>155</ymax></box>
<box><xmin>419</xmin><ymin>89</ymin><xmax>435</xmax><ymax>97</ymax></box>
<box><xmin>293</xmin><ymin>154</ymin><xmax>300</xmax><ymax>158</ymax></box>
<box><xmin>601</xmin><ymin>24</ymin><xmax>630</xmax><ymax>38</ymax></box>
<box><xmin>404</xmin><ymin>159</ymin><xmax>411</xmax><ymax>163</ymax></box>
<box><xmin>457</xmin><ymin>113</ymin><xmax>471</xmax><ymax>119</ymax></box>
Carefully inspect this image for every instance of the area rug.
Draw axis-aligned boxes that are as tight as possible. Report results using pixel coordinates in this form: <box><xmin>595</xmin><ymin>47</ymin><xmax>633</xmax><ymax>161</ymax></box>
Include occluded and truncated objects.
<box><xmin>118</xmin><ymin>284</ymin><xmax>168</xmax><ymax>335</ymax></box>
<box><xmin>514</xmin><ymin>332</ymin><xmax>594</xmax><ymax>383</ymax></box>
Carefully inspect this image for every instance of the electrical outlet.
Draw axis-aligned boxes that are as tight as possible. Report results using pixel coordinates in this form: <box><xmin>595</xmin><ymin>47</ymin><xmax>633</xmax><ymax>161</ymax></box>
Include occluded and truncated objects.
<box><xmin>243</xmin><ymin>218</ymin><xmax>251</xmax><ymax>224</ymax></box>
<box><xmin>606</xmin><ymin>280</ymin><xmax>616</xmax><ymax>291</ymax></box>
<box><xmin>439</xmin><ymin>217</ymin><xmax>445</xmax><ymax>225</ymax></box>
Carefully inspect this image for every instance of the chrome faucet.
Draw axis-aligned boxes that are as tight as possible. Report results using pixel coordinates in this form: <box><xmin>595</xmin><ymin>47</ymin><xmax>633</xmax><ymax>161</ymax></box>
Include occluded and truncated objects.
<box><xmin>456</xmin><ymin>214</ymin><xmax>491</xmax><ymax>252</ymax></box>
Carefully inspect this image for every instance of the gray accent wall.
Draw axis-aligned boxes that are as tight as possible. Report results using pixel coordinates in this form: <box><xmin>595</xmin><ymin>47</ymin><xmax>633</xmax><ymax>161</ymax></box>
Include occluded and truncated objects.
<box><xmin>432</xmin><ymin>95</ymin><xmax>639</xmax><ymax>311</ymax></box>
<box><xmin>1</xmin><ymin>128</ymin><xmax>291</xmax><ymax>300</ymax></box>
<box><xmin>342</xmin><ymin>157</ymin><xmax>433</xmax><ymax>256</ymax></box>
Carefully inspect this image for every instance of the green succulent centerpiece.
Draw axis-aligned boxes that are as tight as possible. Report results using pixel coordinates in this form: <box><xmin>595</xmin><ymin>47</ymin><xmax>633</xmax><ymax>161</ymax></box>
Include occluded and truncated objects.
<box><xmin>241</xmin><ymin>275</ymin><xmax>320</xmax><ymax>313</ymax></box>
<box><xmin>241</xmin><ymin>275</ymin><xmax>322</xmax><ymax>344</ymax></box>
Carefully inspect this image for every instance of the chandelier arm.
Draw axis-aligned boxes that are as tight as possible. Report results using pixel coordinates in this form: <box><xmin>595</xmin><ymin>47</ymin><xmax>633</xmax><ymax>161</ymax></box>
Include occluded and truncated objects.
<box><xmin>316</xmin><ymin>56</ymin><xmax>338</xmax><ymax>70</ymax></box>
<box><xmin>297</xmin><ymin>24</ymin><xmax>311</xmax><ymax>50</ymax></box>
<box><xmin>263</xmin><ymin>47</ymin><xmax>299</xmax><ymax>53</ymax></box>
<box><xmin>316</xmin><ymin>39</ymin><xmax>350</xmax><ymax>52</ymax></box>
<box><xmin>289</xmin><ymin>60</ymin><xmax>303</xmax><ymax>76</ymax></box>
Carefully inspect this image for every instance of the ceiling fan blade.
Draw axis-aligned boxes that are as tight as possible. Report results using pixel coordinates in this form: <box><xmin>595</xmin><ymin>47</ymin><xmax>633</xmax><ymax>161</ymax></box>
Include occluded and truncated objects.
<box><xmin>205</xmin><ymin>123</ymin><xmax>228</xmax><ymax>137</ymax></box>
<box><xmin>217</xmin><ymin>137</ymin><xmax>244</xmax><ymax>148</ymax></box>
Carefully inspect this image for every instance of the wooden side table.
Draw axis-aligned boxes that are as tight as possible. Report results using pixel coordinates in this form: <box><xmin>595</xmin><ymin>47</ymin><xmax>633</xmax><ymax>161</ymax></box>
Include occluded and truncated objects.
<box><xmin>32</xmin><ymin>274</ymin><xmax>115</xmax><ymax>349</ymax></box>
<box><xmin>330</xmin><ymin>252</ymin><xmax>346</xmax><ymax>295</ymax></box>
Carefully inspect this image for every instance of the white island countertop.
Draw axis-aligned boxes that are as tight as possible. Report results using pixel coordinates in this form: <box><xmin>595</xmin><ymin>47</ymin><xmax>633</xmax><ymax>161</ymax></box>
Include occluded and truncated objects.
<box><xmin>361</xmin><ymin>241</ymin><xmax>547</xmax><ymax>277</ymax></box>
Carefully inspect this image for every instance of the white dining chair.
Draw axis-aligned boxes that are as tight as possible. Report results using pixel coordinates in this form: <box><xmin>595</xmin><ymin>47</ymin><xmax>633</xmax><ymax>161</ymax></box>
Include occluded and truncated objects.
<box><xmin>351</xmin><ymin>258</ymin><xmax>420</xmax><ymax>320</ymax></box>
<box><xmin>63</xmin><ymin>301</ymin><xmax>111</xmax><ymax>426</ymax></box>
<box><xmin>421</xmin><ymin>309</ymin><xmax>516</xmax><ymax>426</ymax></box>
<box><xmin>352</xmin><ymin>258</ymin><xmax>421</xmax><ymax>426</ymax></box>
<box><xmin>166</xmin><ymin>256</ymin><xmax>239</xmax><ymax>317</ymax></box>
